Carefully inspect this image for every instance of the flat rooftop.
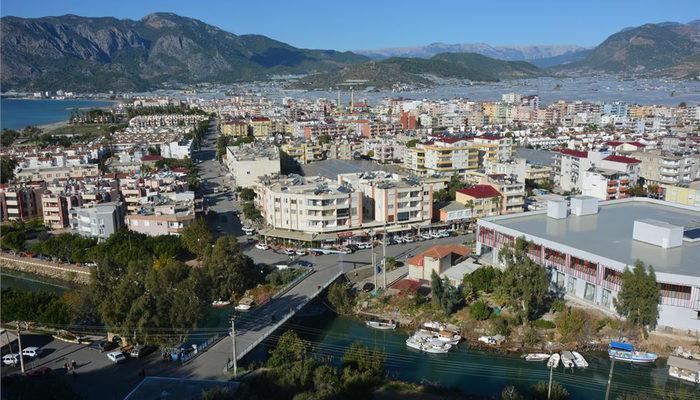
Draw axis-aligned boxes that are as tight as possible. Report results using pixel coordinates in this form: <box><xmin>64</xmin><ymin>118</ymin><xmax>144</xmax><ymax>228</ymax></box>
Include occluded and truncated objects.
<box><xmin>485</xmin><ymin>199</ymin><xmax>700</xmax><ymax>277</ymax></box>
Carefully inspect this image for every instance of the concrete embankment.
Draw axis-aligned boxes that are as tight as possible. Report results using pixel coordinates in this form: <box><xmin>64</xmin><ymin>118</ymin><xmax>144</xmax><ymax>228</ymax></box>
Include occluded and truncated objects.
<box><xmin>0</xmin><ymin>254</ymin><xmax>90</xmax><ymax>285</ymax></box>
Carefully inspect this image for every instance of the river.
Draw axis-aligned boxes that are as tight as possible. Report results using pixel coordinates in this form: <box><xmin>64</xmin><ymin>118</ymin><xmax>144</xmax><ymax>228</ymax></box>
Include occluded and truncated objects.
<box><xmin>2</xmin><ymin>272</ymin><xmax>695</xmax><ymax>399</ymax></box>
<box><xmin>0</xmin><ymin>98</ymin><xmax>113</xmax><ymax>130</ymax></box>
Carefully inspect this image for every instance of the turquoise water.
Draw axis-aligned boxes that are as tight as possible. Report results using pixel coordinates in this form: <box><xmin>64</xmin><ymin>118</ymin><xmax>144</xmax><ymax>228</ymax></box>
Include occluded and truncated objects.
<box><xmin>243</xmin><ymin>308</ymin><xmax>697</xmax><ymax>399</ymax></box>
<box><xmin>0</xmin><ymin>98</ymin><xmax>112</xmax><ymax>130</ymax></box>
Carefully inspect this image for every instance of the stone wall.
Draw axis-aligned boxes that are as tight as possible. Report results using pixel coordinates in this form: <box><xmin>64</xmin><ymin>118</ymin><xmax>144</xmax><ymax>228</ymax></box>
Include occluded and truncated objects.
<box><xmin>0</xmin><ymin>254</ymin><xmax>90</xmax><ymax>285</ymax></box>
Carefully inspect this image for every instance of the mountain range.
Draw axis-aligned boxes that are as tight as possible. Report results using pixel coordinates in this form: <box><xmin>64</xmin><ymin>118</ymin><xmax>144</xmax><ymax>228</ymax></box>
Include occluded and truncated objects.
<box><xmin>1</xmin><ymin>14</ymin><xmax>698</xmax><ymax>92</ymax></box>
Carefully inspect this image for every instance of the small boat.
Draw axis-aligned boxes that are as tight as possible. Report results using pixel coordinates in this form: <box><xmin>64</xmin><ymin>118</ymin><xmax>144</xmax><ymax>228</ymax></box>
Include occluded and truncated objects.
<box><xmin>668</xmin><ymin>355</ymin><xmax>700</xmax><ymax>384</ymax></box>
<box><xmin>406</xmin><ymin>336</ymin><xmax>423</xmax><ymax>351</ymax></box>
<box><xmin>234</xmin><ymin>297</ymin><xmax>254</xmax><ymax>312</ymax></box>
<box><xmin>366</xmin><ymin>320</ymin><xmax>397</xmax><ymax>330</ymax></box>
<box><xmin>423</xmin><ymin>342</ymin><xmax>451</xmax><ymax>354</ymax></box>
<box><xmin>572</xmin><ymin>351</ymin><xmax>589</xmax><ymax>368</ymax></box>
<box><xmin>608</xmin><ymin>341</ymin><xmax>658</xmax><ymax>364</ymax></box>
<box><xmin>525</xmin><ymin>353</ymin><xmax>551</xmax><ymax>362</ymax></box>
<box><xmin>211</xmin><ymin>300</ymin><xmax>231</xmax><ymax>308</ymax></box>
<box><xmin>547</xmin><ymin>353</ymin><xmax>561</xmax><ymax>369</ymax></box>
<box><xmin>560</xmin><ymin>351</ymin><xmax>575</xmax><ymax>368</ymax></box>
<box><xmin>478</xmin><ymin>335</ymin><xmax>504</xmax><ymax>345</ymax></box>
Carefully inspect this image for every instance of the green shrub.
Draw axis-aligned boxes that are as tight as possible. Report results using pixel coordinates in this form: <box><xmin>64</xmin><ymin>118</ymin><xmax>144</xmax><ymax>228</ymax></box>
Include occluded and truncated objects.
<box><xmin>469</xmin><ymin>300</ymin><xmax>491</xmax><ymax>320</ymax></box>
<box><xmin>533</xmin><ymin>319</ymin><xmax>556</xmax><ymax>329</ymax></box>
<box><xmin>550</xmin><ymin>298</ymin><xmax>566</xmax><ymax>313</ymax></box>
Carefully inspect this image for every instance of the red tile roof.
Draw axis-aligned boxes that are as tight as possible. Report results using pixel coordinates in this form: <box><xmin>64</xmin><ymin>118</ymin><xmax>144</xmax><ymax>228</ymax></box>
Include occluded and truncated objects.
<box><xmin>558</xmin><ymin>149</ymin><xmax>588</xmax><ymax>158</ymax></box>
<box><xmin>477</xmin><ymin>134</ymin><xmax>504</xmax><ymax>141</ymax></box>
<box><xmin>142</xmin><ymin>155</ymin><xmax>164</xmax><ymax>162</ymax></box>
<box><xmin>433</xmin><ymin>136</ymin><xmax>469</xmax><ymax>144</ymax></box>
<box><xmin>391</xmin><ymin>279</ymin><xmax>423</xmax><ymax>292</ymax></box>
<box><xmin>457</xmin><ymin>185</ymin><xmax>502</xmax><ymax>199</ymax></box>
<box><xmin>408</xmin><ymin>244</ymin><xmax>470</xmax><ymax>268</ymax></box>
<box><xmin>606</xmin><ymin>141</ymin><xmax>646</xmax><ymax>148</ymax></box>
<box><xmin>603</xmin><ymin>155</ymin><xmax>641</xmax><ymax>164</ymax></box>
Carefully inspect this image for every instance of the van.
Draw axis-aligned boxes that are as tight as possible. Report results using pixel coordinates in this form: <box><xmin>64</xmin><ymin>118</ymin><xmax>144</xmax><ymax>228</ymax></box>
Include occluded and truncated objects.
<box><xmin>129</xmin><ymin>344</ymin><xmax>155</xmax><ymax>358</ymax></box>
<box><xmin>107</xmin><ymin>351</ymin><xmax>126</xmax><ymax>363</ymax></box>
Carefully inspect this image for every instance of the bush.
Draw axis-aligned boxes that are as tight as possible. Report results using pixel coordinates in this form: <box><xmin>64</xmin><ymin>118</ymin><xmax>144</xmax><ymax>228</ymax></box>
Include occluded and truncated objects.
<box><xmin>489</xmin><ymin>316</ymin><xmax>510</xmax><ymax>336</ymax></box>
<box><xmin>469</xmin><ymin>300</ymin><xmax>491</xmax><ymax>320</ymax></box>
<box><xmin>550</xmin><ymin>298</ymin><xmax>566</xmax><ymax>313</ymax></box>
<box><xmin>532</xmin><ymin>380</ymin><xmax>569</xmax><ymax>400</ymax></box>
<box><xmin>464</xmin><ymin>266</ymin><xmax>501</xmax><ymax>293</ymax></box>
<box><xmin>1</xmin><ymin>288</ymin><xmax>74</xmax><ymax>325</ymax></box>
<box><xmin>523</xmin><ymin>326</ymin><xmax>540</xmax><ymax>347</ymax></box>
<box><xmin>533</xmin><ymin>319</ymin><xmax>556</xmax><ymax>329</ymax></box>
<box><xmin>555</xmin><ymin>307</ymin><xmax>589</xmax><ymax>343</ymax></box>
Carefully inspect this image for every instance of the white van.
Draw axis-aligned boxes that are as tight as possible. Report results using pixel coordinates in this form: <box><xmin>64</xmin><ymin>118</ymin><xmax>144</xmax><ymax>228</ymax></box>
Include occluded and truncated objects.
<box><xmin>22</xmin><ymin>347</ymin><xmax>42</xmax><ymax>358</ymax></box>
<box><xmin>107</xmin><ymin>350</ymin><xmax>126</xmax><ymax>363</ymax></box>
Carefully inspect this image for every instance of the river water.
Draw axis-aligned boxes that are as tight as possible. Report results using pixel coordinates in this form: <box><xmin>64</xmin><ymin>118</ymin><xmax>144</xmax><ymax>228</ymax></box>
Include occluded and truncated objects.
<box><xmin>2</xmin><ymin>272</ymin><xmax>696</xmax><ymax>399</ymax></box>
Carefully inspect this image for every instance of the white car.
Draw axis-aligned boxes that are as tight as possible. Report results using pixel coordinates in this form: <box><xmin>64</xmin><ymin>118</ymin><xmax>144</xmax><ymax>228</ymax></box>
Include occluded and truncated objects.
<box><xmin>295</xmin><ymin>249</ymin><xmax>307</xmax><ymax>256</ymax></box>
<box><xmin>2</xmin><ymin>353</ymin><xmax>21</xmax><ymax>366</ymax></box>
<box><xmin>439</xmin><ymin>231</ymin><xmax>451</xmax><ymax>238</ymax></box>
<box><xmin>430</xmin><ymin>232</ymin><xmax>442</xmax><ymax>238</ymax></box>
<box><xmin>22</xmin><ymin>347</ymin><xmax>42</xmax><ymax>358</ymax></box>
<box><xmin>421</xmin><ymin>233</ymin><xmax>433</xmax><ymax>240</ymax></box>
<box><xmin>403</xmin><ymin>236</ymin><xmax>414</xmax><ymax>243</ymax></box>
<box><xmin>255</xmin><ymin>243</ymin><xmax>269</xmax><ymax>250</ymax></box>
<box><xmin>107</xmin><ymin>351</ymin><xmax>126</xmax><ymax>363</ymax></box>
<box><xmin>282</xmin><ymin>248</ymin><xmax>296</xmax><ymax>256</ymax></box>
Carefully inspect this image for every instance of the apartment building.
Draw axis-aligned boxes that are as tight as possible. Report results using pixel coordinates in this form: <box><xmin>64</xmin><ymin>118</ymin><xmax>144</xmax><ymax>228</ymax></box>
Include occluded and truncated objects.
<box><xmin>405</xmin><ymin>138</ymin><xmax>479</xmax><ymax>176</ymax></box>
<box><xmin>455</xmin><ymin>185</ymin><xmax>503</xmax><ymax>218</ymax></box>
<box><xmin>633</xmin><ymin>150</ymin><xmax>699</xmax><ymax>186</ymax></box>
<box><xmin>221</xmin><ymin>120</ymin><xmax>249</xmax><ymax>137</ymax></box>
<box><xmin>225</xmin><ymin>144</ymin><xmax>281</xmax><ymax>188</ymax></box>
<box><xmin>465</xmin><ymin>172</ymin><xmax>525</xmax><ymax>214</ymax></box>
<box><xmin>250</xmin><ymin>117</ymin><xmax>272</xmax><ymax>137</ymax></box>
<box><xmin>472</xmin><ymin>135</ymin><xmax>515</xmax><ymax>162</ymax></box>
<box><xmin>552</xmin><ymin>149</ymin><xmax>589</xmax><ymax>192</ymax></box>
<box><xmin>14</xmin><ymin>164</ymin><xmax>100</xmax><ymax>182</ymax></box>
<box><xmin>70</xmin><ymin>201</ymin><xmax>124</xmax><ymax>240</ymax></box>
<box><xmin>255</xmin><ymin>175</ymin><xmax>363</xmax><ymax>240</ymax></box>
<box><xmin>281</xmin><ymin>142</ymin><xmax>324</xmax><ymax>165</ymax></box>
<box><xmin>662</xmin><ymin>181</ymin><xmax>700</xmax><ymax>207</ymax></box>
<box><xmin>0</xmin><ymin>184</ymin><xmax>44</xmax><ymax>222</ymax></box>
<box><xmin>325</xmin><ymin>141</ymin><xmax>362</xmax><ymax>161</ymax></box>
<box><xmin>41</xmin><ymin>193</ymin><xmax>71</xmax><ymax>229</ymax></box>
<box><xmin>581</xmin><ymin>168</ymin><xmax>633</xmax><ymax>200</ymax></box>
<box><xmin>125</xmin><ymin>201</ymin><xmax>196</xmax><ymax>236</ymax></box>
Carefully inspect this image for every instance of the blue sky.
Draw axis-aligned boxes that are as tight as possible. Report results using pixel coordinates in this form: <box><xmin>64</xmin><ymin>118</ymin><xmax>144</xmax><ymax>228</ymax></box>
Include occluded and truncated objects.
<box><xmin>2</xmin><ymin>0</ymin><xmax>698</xmax><ymax>50</ymax></box>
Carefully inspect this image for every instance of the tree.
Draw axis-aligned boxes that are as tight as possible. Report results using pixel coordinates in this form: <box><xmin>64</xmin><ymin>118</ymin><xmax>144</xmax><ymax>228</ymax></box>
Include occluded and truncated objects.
<box><xmin>243</xmin><ymin>202</ymin><xmax>262</xmax><ymax>221</ymax></box>
<box><xmin>464</xmin><ymin>265</ymin><xmax>501</xmax><ymax>293</ymax></box>
<box><xmin>1</xmin><ymin>129</ymin><xmax>21</xmax><ymax>147</ymax></box>
<box><xmin>204</xmin><ymin>236</ymin><xmax>260</xmax><ymax>301</ymax></box>
<box><xmin>555</xmin><ymin>306</ymin><xmax>589</xmax><ymax>343</ymax></box>
<box><xmin>498</xmin><ymin>237</ymin><xmax>551</xmax><ymax>323</ymax></box>
<box><xmin>430</xmin><ymin>270</ymin><xmax>444</xmax><ymax>303</ymax></box>
<box><xmin>431</xmin><ymin>271</ymin><xmax>461</xmax><ymax>314</ymax></box>
<box><xmin>405</xmin><ymin>139</ymin><xmax>420</xmax><ymax>148</ymax></box>
<box><xmin>469</xmin><ymin>300</ymin><xmax>491</xmax><ymax>320</ymax></box>
<box><xmin>532</xmin><ymin>380</ymin><xmax>569</xmax><ymax>400</ymax></box>
<box><xmin>180</xmin><ymin>218</ymin><xmax>211</xmax><ymax>258</ymax></box>
<box><xmin>500</xmin><ymin>385</ymin><xmax>523</xmax><ymax>400</ymax></box>
<box><xmin>238</xmin><ymin>188</ymin><xmax>256</xmax><ymax>202</ymax></box>
<box><xmin>267</xmin><ymin>331</ymin><xmax>310</xmax><ymax>368</ymax></box>
<box><xmin>0</xmin><ymin>156</ymin><xmax>18</xmax><ymax>184</ymax></box>
<box><xmin>342</xmin><ymin>342</ymin><xmax>384</xmax><ymax>376</ymax></box>
<box><xmin>465</xmin><ymin>199</ymin><xmax>475</xmax><ymax>221</ymax></box>
<box><xmin>327</xmin><ymin>282</ymin><xmax>354</xmax><ymax>315</ymax></box>
<box><xmin>614</xmin><ymin>261</ymin><xmax>660</xmax><ymax>334</ymax></box>
<box><xmin>317</xmin><ymin>134</ymin><xmax>332</xmax><ymax>145</ymax></box>
<box><xmin>490</xmin><ymin>196</ymin><xmax>502</xmax><ymax>215</ymax></box>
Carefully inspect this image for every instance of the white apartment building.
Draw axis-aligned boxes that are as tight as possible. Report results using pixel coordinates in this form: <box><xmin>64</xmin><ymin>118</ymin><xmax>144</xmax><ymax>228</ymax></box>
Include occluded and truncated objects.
<box><xmin>225</xmin><ymin>144</ymin><xmax>281</xmax><ymax>188</ymax></box>
<box><xmin>581</xmin><ymin>168</ymin><xmax>633</xmax><ymax>200</ymax></box>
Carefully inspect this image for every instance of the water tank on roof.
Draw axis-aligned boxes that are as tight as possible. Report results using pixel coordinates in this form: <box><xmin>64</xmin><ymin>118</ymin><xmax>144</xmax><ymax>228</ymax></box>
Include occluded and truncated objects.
<box><xmin>571</xmin><ymin>196</ymin><xmax>599</xmax><ymax>216</ymax></box>
<box><xmin>546</xmin><ymin>199</ymin><xmax>568</xmax><ymax>219</ymax></box>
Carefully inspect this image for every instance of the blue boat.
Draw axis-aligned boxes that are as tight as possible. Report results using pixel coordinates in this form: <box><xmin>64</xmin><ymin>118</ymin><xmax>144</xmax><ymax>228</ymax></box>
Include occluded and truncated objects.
<box><xmin>608</xmin><ymin>341</ymin><xmax>658</xmax><ymax>364</ymax></box>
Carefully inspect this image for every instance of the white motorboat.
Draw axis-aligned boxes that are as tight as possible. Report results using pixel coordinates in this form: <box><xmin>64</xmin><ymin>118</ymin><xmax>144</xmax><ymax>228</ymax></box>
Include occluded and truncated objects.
<box><xmin>366</xmin><ymin>320</ymin><xmax>397</xmax><ymax>330</ymax></box>
<box><xmin>560</xmin><ymin>351</ymin><xmax>575</xmax><ymax>368</ymax></box>
<box><xmin>406</xmin><ymin>336</ymin><xmax>424</xmax><ymax>351</ymax></box>
<box><xmin>547</xmin><ymin>353</ymin><xmax>561</xmax><ymax>368</ymax></box>
<box><xmin>525</xmin><ymin>353</ymin><xmax>551</xmax><ymax>362</ymax></box>
<box><xmin>423</xmin><ymin>342</ymin><xmax>451</xmax><ymax>354</ymax></box>
<box><xmin>572</xmin><ymin>351</ymin><xmax>589</xmax><ymax>368</ymax></box>
<box><xmin>436</xmin><ymin>330</ymin><xmax>461</xmax><ymax>344</ymax></box>
<box><xmin>211</xmin><ymin>300</ymin><xmax>231</xmax><ymax>308</ymax></box>
<box><xmin>478</xmin><ymin>335</ymin><xmax>503</xmax><ymax>345</ymax></box>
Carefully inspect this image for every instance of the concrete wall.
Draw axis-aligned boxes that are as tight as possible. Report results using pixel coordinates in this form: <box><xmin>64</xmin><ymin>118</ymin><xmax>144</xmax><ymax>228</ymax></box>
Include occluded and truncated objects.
<box><xmin>0</xmin><ymin>254</ymin><xmax>90</xmax><ymax>285</ymax></box>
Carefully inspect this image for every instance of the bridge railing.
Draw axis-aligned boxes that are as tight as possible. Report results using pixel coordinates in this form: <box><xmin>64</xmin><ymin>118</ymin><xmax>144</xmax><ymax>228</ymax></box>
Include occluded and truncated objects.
<box><xmin>230</xmin><ymin>269</ymin><xmax>343</xmax><ymax>366</ymax></box>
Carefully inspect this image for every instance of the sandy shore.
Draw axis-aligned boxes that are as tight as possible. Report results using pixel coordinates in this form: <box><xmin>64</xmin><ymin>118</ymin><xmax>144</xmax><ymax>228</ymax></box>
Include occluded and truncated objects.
<box><xmin>36</xmin><ymin>120</ymin><xmax>70</xmax><ymax>131</ymax></box>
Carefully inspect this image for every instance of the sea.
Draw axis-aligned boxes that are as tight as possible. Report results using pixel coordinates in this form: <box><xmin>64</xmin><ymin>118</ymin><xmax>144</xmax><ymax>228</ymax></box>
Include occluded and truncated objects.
<box><xmin>0</xmin><ymin>98</ymin><xmax>112</xmax><ymax>130</ymax></box>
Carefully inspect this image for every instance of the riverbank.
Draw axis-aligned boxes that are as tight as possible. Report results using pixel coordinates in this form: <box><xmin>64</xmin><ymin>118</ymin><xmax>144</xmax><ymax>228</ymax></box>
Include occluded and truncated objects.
<box><xmin>0</xmin><ymin>253</ymin><xmax>90</xmax><ymax>285</ymax></box>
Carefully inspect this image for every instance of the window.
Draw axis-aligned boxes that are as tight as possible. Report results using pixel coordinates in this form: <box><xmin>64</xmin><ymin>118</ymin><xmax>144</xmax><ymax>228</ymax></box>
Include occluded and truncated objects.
<box><xmin>601</xmin><ymin>289</ymin><xmax>611</xmax><ymax>308</ymax></box>
<box><xmin>584</xmin><ymin>283</ymin><xmax>596</xmax><ymax>302</ymax></box>
<box><xmin>566</xmin><ymin>276</ymin><xmax>576</xmax><ymax>294</ymax></box>
<box><xmin>556</xmin><ymin>272</ymin><xmax>565</xmax><ymax>289</ymax></box>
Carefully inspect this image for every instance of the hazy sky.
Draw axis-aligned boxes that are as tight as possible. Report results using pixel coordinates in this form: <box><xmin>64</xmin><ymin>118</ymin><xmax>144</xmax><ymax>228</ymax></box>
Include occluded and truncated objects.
<box><xmin>2</xmin><ymin>0</ymin><xmax>698</xmax><ymax>50</ymax></box>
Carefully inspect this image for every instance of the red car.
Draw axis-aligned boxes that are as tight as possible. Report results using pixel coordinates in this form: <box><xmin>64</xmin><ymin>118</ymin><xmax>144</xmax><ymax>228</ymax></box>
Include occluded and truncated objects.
<box><xmin>26</xmin><ymin>367</ymin><xmax>53</xmax><ymax>378</ymax></box>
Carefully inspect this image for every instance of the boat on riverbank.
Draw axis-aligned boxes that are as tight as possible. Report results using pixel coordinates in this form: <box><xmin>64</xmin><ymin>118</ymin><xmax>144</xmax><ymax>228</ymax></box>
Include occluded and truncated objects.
<box><xmin>547</xmin><ymin>353</ymin><xmax>560</xmax><ymax>368</ymax></box>
<box><xmin>524</xmin><ymin>353</ymin><xmax>551</xmax><ymax>362</ymax></box>
<box><xmin>406</xmin><ymin>336</ymin><xmax>451</xmax><ymax>354</ymax></box>
<box><xmin>572</xmin><ymin>351</ymin><xmax>589</xmax><ymax>368</ymax></box>
<box><xmin>366</xmin><ymin>320</ymin><xmax>397</xmax><ymax>330</ymax></box>
<box><xmin>560</xmin><ymin>351</ymin><xmax>575</xmax><ymax>368</ymax></box>
<box><xmin>211</xmin><ymin>300</ymin><xmax>231</xmax><ymax>308</ymax></box>
<box><xmin>668</xmin><ymin>355</ymin><xmax>700</xmax><ymax>383</ymax></box>
<box><xmin>608</xmin><ymin>342</ymin><xmax>658</xmax><ymax>364</ymax></box>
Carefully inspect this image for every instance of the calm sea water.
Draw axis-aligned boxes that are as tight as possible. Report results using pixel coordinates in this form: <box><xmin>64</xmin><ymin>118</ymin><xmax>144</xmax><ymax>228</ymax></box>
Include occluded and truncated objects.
<box><xmin>0</xmin><ymin>98</ymin><xmax>112</xmax><ymax>130</ymax></box>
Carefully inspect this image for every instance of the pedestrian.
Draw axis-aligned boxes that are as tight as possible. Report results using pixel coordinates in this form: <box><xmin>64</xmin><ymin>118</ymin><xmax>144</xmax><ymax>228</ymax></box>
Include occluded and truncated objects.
<box><xmin>64</xmin><ymin>362</ymin><xmax>69</xmax><ymax>371</ymax></box>
<box><xmin>72</xmin><ymin>370</ymin><xmax>77</xmax><ymax>380</ymax></box>
<box><xmin>71</xmin><ymin>359</ymin><xmax>77</xmax><ymax>370</ymax></box>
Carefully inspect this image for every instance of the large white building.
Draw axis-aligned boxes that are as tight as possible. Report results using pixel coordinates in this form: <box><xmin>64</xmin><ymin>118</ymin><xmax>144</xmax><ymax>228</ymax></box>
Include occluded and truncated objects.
<box><xmin>477</xmin><ymin>196</ymin><xmax>700</xmax><ymax>333</ymax></box>
<box><xmin>225</xmin><ymin>144</ymin><xmax>281</xmax><ymax>188</ymax></box>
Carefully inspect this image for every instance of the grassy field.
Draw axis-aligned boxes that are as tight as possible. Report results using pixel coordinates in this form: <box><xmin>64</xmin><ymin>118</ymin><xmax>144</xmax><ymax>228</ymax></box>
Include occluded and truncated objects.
<box><xmin>48</xmin><ymin>123</ymin><xmax>126</xmax><ymax>136</ymax></box>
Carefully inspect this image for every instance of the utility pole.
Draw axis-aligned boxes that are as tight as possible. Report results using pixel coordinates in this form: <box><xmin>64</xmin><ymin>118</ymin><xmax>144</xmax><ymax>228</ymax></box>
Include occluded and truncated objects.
<box><xmin>547</xmin><ymin>362</ymin><xmax>553</xmax><ymax>400</ymax></box>
<box><xmin>604</xmin><ymin>358</ymin><xmax>615</xmax><ymax>400</ymax></box>
<box><xmin>372</xmin><ymin>247</ymin><xmax>377</xmax><ymax>290</ymax></box>
<box><xmin>382</xmin><ymin>226</ymin><xmax>387</xmax><ymax>289</ymax></box>
<box><xmin>230</xmin><ymin>319</ymin><xmax>237</xmax><ymax>378</ymax></box>
<box><xmin>16</xmin><ymin>322</ymin><xmax>25</xmax><ymax>373</ymax></box>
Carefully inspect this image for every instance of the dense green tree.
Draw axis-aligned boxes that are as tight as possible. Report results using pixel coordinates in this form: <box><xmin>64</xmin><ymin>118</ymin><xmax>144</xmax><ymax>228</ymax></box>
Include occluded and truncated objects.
<box><xmin>0</xmin><ymin>228</ymin><xmax>25</xmax><ymax>251</ymax></box>
<box><xmin>614</xmin><ymin>261</ymin><xmax>661</xmax><ymax>334</ymax></box>
<box><xmin>180</xmin><ymin>218</ymin><xmax>212</xmax><ymax>258</ymax></box>
<box><xmin>1</xmin><ymin>129</ymin><xmax>21</xmax><ymax>147</ymax></box>
<box><xmin>243</xmin><ymin>202</ymin><xmax>262</xmax><ymax>221</ymax></box>
<box><xmin>204</xmin><ymin>235</ymin><xmax>260</xmax><ymax>301</ymax></box>
<box><xmin>0</xmin><ymin>156</ymin><xmax>18</xmax><ymax>183</ymax></box>
<box><xmin>433</xmin><ymin>174</ymin><xmax>468</xmax><ymax>202</ymax></box>
<box><xmin>342</xmin><ymin>342</ymin><xmax>385</xmax><ymax>376</ymax></box>
<box><xmin>30</xmin><ymin>233</ymin><xmax>97</xmax><ymax>263</ymax></box>
<box><xmin>431</xmin><ymin>270</ymin><xmax>461</xmax><ymax>314</ymax></box>
<box><xmin>327</xmin><ymin>282</ymin><xmax>355</xmax><ymax>315</ymax></box>
<box><xmin>469</xmin><ymin>300</ymin><xmax>491</xmax><ymax>320</ymax></box>
<box><xmin>405</xmin><ymin>139</ymin><xmax>420</xmax><ymax>148</ymax></box>
<box><xmin>498</xmin><ymin>237</ymin><xmax>551</xmax><ymax>323</ymax></box>
<box><xmin>238</xmin><ymin>188</ymin><xmax>256</xmax><ymax>202</ymax></box>
<box><xmin>312</xmin><ymin>365</ymin><xmax>341</xmax><ymax>399</ymax></box>
<box><xmin>464</xmin><ymin>265</ymin><xmax>501</xmax><ymax>293</ymax></box>
<box><xmin>532</xmin><ymin>380</ymin><xmax>569</xmax><ymax>400</ymax></box>
<box><xmin>267</xmin><ymin>330</ymin><xmax>310</xmax><ymax>369</ymax></box>
<box><xmin>0</xmin><ymin>289</ymin><xmax>73</xmax><ymax>325</ymax></box>
<box><xmin>317</xmin><ymin>134</ymin><xmax>332</xmax><ymax>145</ymax></box>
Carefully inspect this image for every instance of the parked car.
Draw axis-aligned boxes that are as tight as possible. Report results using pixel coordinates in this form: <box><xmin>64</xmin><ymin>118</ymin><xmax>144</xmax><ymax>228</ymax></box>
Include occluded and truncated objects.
<box><xmin>439</xmin><ymin>231</ymin><xmax>450</xmax><ymax>238</ymax></box>
<box><xmin>2</xmin><ymin>354</ymin><xmax>21</xmax><ymax>366</ymax></box>
<box><xmin>430</xmin><ymin>232</ymin><xmax>442</xmax><ymax>239</ymax></box>
<box><xmin>255</xmin><ymin>242</ymin><xmax>269</xmax><ymax>250</ymax></box>
<box><xmin>421</xmin><ymin>233</ymin><xmax>433</xmax><ymax>240</ymax></box>
<box><xmin>130</xmin><ymin>344</ymin><xmax>156</xmax><ymax>358</ymax></box>
<box><xmin>21</xmin><ymin>347</ymin><xmax>42</xmax><ymax>358</ymax></box>
<box><xmin>297</xmin><ymin>260</ymin><xmax>313</xmax><ymax>268</ymax></box>
<box><xmin>89</xmin><ymin>340</ymin><xmax>117</xmax><ymax>352</ymax></box>
<box><xmin>25</xmin><ymin>366</ymin><xmax>53</xmax><ymax>378</ymax></box>
<box><xmin>403</xmin><ymin>235</ymin><xmax>415</xmax><ymax>243</ymax></box>
<box><xmin>282</xmin><ymin>248</ymin><xmax>296</xmax><ymax>256</ymax></box>
<box><xmin>107</xmin><ymin>351</ymin><xmax>126</xmax><ymax>363</ymax></box>
<box><xmin>295</xmin><ymin>249</ymin><xmax>307</xmax><ymax>256</ymax></box>
<box><xmin>361</xmin><ymin>282</ymin><xmax>375</xmax><ymax>293</ymax></box>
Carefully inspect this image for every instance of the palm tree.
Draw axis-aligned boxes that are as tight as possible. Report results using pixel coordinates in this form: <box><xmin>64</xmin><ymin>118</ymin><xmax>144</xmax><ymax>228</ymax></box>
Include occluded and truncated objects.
<box><xmin>464</xmin><ymin>199</ymin><xmax>475</xmax><ymax>229</ymax></box>
<box><xmin>490</xmin><ymin>196</ymin><xmax>502</xmax><ymax>215</ymax></box>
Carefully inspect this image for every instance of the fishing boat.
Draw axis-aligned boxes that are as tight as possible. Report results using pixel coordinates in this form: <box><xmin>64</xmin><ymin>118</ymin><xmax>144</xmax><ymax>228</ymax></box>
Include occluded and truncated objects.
<box><xmin>211</xmin><ymin>300</ymin><xmax>231</xmax><ymax>308</ymax></box>
<box><xmin>572</xmin><ymin>351</ymin><xmax>589</xmax><ymax>368</ymax></box>
<box><xmin>525</xmin><ymin>353</ymin><xmax>551</xmax><ymax>362</ymax></box>
<box><xmin>547</xmin><ymin>353</ymin><xmax>560</xmax><ymax>368</ymax></box>
<box><xmin>668</xmin><ymin>355</ymin><xmax>700</xmax><ymax>384</ymax></box>
<box><xmin>366</xmin><ymin>320</ymin><xmax>397</xmax><ymax>330</ymax></box>
<box><xmin>423</xmin><ymin>341</ymin><xmax>451</xmax><ymax>354</ymax></box>
<box><xmin>234</xmin><ymin>297</ymin><xmax>254</xmax><ymax>312</ymax></box>
<box><xmin>406</xmin><ymin>336</ymin><xmax>423</xmax><ymax>351</ymax></box>
<box><xmin>406</xmin><ymin>334</ymin><xmax>451</xmax><ymax>353</ymax></box>
<box><xmin>560</xmin><ymin>351</ymin><xmax>575</xmax><ymax>368</ymax></box>
<box><xmin>608</xmin><ymin>342</ymin><xmax>658</xmax><ymax>364</ymax></box>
